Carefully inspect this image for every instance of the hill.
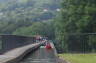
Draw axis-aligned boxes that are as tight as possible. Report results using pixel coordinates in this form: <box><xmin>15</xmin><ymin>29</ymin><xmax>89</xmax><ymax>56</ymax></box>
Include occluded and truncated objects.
<box><xmin>0</xmin><ymin>0</ymin><xmax>61</xmax><ymax>22</ymax></box>
<box><xmin>0</xmin><ymin>0</ymin><xmax>61</xmax><ymax>34</ymax></box>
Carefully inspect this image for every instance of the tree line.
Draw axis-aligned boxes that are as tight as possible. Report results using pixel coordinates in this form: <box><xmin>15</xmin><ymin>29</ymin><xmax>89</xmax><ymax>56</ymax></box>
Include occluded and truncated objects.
<box><xmin>55</xmin><ymin>0</ymin><xmax>96</xmax><ymax>53</ymax></box>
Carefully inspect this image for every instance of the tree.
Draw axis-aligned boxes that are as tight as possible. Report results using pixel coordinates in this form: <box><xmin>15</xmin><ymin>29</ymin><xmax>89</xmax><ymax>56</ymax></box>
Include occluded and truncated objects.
<box><xmin>13</xmin><ymin>21</ymin><xmax>55</xmax><ymax>40</ymax></box>
<box><xmin>55</xmin><ymin>0</ymin><xmax>96</xmax><ymax>53</ymax></box>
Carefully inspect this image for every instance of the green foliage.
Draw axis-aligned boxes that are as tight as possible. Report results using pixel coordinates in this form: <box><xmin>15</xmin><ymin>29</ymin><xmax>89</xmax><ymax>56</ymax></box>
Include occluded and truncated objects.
<box><xmin>0</xmin><ymin>0</ymin><xmax>61</xmax><ymax>22</ymax></box>
<box><xmin>0</xmin><ymin>0</ymin><xmax>61</xmax><ymax>35</ymax></box>
<box><xmin>55</xmin><ymin>0</ymin><xmax>96</xmax><ymax>53</ymax></box>
<box><xmin>13</xmin><ymin>21</ymin><xmax>55</xmax><ymax>40</ymax></box>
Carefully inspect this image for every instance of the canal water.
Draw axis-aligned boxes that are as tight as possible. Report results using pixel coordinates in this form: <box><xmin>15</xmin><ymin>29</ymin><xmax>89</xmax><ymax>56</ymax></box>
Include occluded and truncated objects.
<box><xmin>19</xmin><ymin>46</ymin><xmax>57</xmax><ymax>63</ymax></box>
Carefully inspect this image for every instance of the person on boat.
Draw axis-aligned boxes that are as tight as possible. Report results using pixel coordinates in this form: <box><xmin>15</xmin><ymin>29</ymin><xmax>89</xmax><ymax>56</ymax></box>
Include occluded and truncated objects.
<box><xmin>45</xmin><ymin>42</ymin><xmax>52</xmax><ymax>49</ymax></box>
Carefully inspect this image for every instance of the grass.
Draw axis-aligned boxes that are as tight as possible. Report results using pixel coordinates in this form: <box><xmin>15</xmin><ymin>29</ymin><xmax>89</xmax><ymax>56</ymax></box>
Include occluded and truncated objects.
<box><xmin>58</xmin><ymin>53</ymin><xmax>96</xmax><ymax>63</ymax></box>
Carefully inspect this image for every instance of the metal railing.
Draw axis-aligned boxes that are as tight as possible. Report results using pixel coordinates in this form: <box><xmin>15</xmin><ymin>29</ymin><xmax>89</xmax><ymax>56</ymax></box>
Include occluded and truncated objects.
<box><xmin>55</xmin><ymin>33</ymin><xmax>96</xmax><ymax>53</ymax></box>
<box><xmin>0</xmin><ymin>35</ymin><xmax>36</xmax><ymax>54</ymax></box>
<box><xmin>0</xmin><ymin>36</ymin><xmax>2</xmax><ymax>52</ymax></box>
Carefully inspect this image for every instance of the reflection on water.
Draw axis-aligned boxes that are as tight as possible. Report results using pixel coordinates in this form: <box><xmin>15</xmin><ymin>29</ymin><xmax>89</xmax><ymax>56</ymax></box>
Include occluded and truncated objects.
<box><xmin>19</xmin><ymin>47</ymin><xmax>57</xmax><ymax>63</ymax></box>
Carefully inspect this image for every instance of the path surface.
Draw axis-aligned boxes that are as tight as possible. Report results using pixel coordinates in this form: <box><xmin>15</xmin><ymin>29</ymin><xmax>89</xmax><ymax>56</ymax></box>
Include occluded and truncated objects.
<box><xmin>0</xmin><ymin>43</ymin><xmax>42</xmax><ymax>63</ymax></box>
<box><xmin>19</xmin><ymin>46</ymin><xmax>58</xmax><ymax>63</ymax></box>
